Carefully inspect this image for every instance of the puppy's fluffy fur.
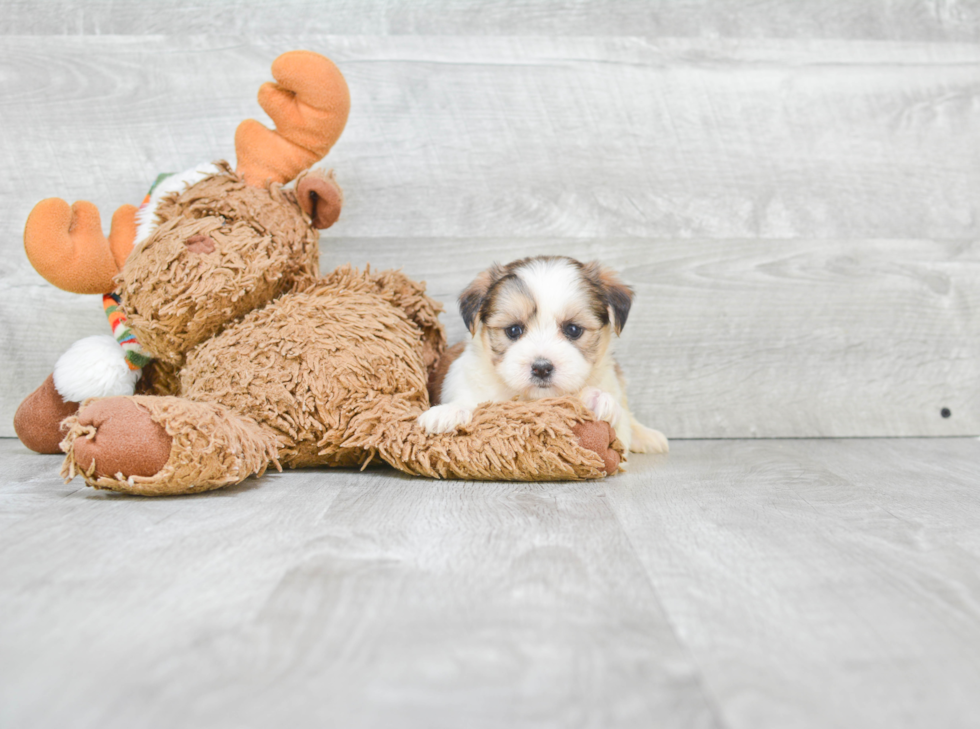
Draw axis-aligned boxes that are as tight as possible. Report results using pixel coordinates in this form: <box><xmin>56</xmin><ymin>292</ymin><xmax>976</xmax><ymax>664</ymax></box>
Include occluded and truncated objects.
<box><xmin>418</xmin><ymin>256</ymin><xmax>668</xmax><ymax>456</ymax></box>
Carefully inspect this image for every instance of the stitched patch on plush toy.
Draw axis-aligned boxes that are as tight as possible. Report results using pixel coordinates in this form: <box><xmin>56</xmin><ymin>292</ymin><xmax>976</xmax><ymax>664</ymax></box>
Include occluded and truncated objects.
<box><xmin>103</xmin><ymin>293</ymin><xmax>153</xmax><ymax>370</ymax></box>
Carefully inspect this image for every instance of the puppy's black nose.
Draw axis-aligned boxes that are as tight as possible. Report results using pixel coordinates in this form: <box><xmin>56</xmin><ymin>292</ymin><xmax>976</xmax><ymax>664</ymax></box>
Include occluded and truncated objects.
<box><xmin>531</xmin><ymin>359</ymin><xmax>555</xmax><ymax>380</ymax></box>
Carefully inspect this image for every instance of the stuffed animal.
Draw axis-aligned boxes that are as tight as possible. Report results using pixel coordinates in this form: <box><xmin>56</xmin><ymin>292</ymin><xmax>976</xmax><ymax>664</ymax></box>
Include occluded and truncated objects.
<box><xmin>12</xmin><ymin>50</ymin><xmax>623</xmax><ymax>496</ymax></box>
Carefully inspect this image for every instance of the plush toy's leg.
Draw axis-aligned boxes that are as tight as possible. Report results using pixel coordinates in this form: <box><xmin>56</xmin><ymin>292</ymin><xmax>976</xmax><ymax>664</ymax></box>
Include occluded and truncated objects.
<box><xmin>319</xmin><ymin>265</ymin><xmax>448</xmax><ymax>372</ymax></box>
<box><xmin>365</xmin><ymin>268</ymin><xmax>447</xmax><ymax>368</ymax></box>
<box><xmin>14</xmin><ymin>374</ymin><xmax>80</xmax><ymax>453</ymax></box>
<box><xmin>60</xmin><ymin>396</ymin><xmax>279</xmax><ymax>496</ymax></box>
<box><xmin>351</xmin><ymin>396</ymin><xmax>624</xmax><ymax>481</ymax></box>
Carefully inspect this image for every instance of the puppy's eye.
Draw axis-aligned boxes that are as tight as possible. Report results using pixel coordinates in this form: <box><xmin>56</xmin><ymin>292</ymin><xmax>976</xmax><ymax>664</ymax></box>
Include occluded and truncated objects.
<box><xmin>504</xmin><ymin>324</ymin><xmax>524</xmax><ymax>340</ymax></box>
<box><xmin>563</xmin><ymin>323</ymin><xmax>584</xmax><ymax>340</ymax></box>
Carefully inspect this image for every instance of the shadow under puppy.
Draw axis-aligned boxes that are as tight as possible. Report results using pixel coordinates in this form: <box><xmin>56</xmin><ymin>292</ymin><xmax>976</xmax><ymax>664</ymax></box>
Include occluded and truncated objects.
<box><xmin>419</xmin><ymin>255</ymin><xmax>668</xmax><ymax>457</ymax></box>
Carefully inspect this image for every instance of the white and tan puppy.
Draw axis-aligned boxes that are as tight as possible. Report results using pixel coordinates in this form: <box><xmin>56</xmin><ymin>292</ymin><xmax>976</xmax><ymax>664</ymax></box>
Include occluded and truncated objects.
<box><xmin>418</xmin><ymin>255</ymin><xmax>668</xmax><ymax>456</ymax></box>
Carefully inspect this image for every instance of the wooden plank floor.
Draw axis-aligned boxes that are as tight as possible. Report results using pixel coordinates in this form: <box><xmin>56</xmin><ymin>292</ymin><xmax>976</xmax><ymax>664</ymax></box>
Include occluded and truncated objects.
<box><xmin>2</xmin><ymin>437</ymin><xmax>979</xmax><ymax>729</ymax></box>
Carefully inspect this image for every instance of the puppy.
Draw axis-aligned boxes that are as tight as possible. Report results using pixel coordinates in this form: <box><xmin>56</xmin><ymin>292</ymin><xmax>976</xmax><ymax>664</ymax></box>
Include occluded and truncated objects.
<box><xmin>418</xmin><ymin>255</ymin><xmax>668</xmax><ymax>456</ymax></box>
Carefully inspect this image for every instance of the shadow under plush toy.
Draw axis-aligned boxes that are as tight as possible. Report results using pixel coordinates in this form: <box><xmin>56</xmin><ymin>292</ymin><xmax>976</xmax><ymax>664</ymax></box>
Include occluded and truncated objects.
<box><xmin>13</xmin><ymin>50</ymin><xmax>622</xmax><ymax>495</ymax></box>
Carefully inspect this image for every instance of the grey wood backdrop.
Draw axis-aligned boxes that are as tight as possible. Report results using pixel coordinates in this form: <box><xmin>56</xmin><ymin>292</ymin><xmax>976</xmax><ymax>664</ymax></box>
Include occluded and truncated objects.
<box><xmin>1</xmin><ymin>2</ymin><xmax>978</xmax><ymax>439</ymax></box>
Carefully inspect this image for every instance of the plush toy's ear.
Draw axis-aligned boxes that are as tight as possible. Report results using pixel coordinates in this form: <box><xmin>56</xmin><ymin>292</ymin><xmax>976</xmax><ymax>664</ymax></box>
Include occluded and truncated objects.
<box><xmin>24</xmin><ymin>199</ymin><xmax>137</xmax><ymax>294</ymax></box>
<box><xmin>236</xmin><ymin>51</ymin><xmax>350</xmax><ymax>187</ymax></box>
<box><xmin>296</xmin><ymin>169</ymin><xmax>344</xmax><ymax>229</ymax></box>
<box><xmin>459</xmin><ymin>265</ymin><xmax>504</xmax><ymax>335</ymax></box>
<box><xmin>583</xmin><ymin>262</ymin><xmax>634</xmax><ymax>335</ymax></box>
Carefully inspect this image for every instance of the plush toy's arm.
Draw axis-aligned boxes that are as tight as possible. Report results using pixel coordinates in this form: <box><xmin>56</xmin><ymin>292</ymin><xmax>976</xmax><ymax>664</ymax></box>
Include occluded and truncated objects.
<box><xmin>355</xmin><ymin>397</ymin><xmax>624</xmax><ymax>481</ymax></box>
<box><xmin>319</xmin><ymin>265</ymin><xmax>448</xmax><ymax>372</ymax></box>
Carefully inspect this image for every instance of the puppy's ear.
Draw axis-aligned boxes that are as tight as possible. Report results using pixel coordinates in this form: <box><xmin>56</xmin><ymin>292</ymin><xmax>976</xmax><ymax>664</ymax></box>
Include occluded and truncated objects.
<box><xmin>584</xmin><ymin>262</ymin><xmax>634</xmax><ymax>335</ymax></box>
<box><xmin>459</xmin><ymin>265</ymin><xmax>502</xmax><ymax>334</ymax></box>
<box><xmin>603</xmin><ymin>270</ymin><xmax>634</xmax><ymax>335</ymax></box>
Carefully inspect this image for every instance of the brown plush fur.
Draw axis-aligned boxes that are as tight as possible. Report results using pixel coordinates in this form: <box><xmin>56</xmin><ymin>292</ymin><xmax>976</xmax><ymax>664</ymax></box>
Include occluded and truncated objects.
<box><xmin>57</xmin><ymin>247</ymin><xmax>620</xmax><ymax>493</ymax></box>
<box><xmin>56</xmin><ymin>165</ymin><xmax>622</xmax><ymax>494</ymax></box>
<box><xmin>16</xmin><ymin>51</ymin><xmax>624</xmax><ymax>495</ymax></box>
<box><xmin>180</xmin><ymin>265</ymin><xmax>435</xmax><ymax>469</ymax></box>
<box><xmin>61</xmin><ymin>396</ymin><xmax>278</xmax><ymax>496</ymax></box>
<box><xmin>122</xmin><ymin>163</ymin><xmax>320</xmax><ymax>365</ymax></box>
<box><xmin>365</xmin><ymin>398</ymin><xmax>615</xmax><ymax>481</ymax></box>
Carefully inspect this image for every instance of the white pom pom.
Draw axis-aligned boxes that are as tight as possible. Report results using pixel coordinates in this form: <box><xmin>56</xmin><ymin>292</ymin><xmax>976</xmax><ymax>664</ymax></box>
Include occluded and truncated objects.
<box><xmin>53</xmin><ymin>335</ymin><xmax>141</xmax><ymax>402</ymax></box>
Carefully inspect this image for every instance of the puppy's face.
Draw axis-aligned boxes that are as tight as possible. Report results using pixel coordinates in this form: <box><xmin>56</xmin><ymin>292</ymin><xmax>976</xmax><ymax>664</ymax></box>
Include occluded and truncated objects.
<box><xmin>459</xmin><ymin>256</ymin><xmax>633</xmax><ymax>399</ymax></box>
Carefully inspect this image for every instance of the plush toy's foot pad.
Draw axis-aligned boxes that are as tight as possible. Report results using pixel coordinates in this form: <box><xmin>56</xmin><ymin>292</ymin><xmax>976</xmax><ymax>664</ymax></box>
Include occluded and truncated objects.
<box><xmin>71</xmin><ymin>398</ymin><xmax>172</xmax><ymax>480</ymax></box>
<box><xmin>14</xmin><ymin>374</ymin><xmax>79</xmax><ymax>454</ymax></box>
<box><xmin>572</xmin><ymin>420</ymin><xmax>622</xmax><ymax>475</ymax></box>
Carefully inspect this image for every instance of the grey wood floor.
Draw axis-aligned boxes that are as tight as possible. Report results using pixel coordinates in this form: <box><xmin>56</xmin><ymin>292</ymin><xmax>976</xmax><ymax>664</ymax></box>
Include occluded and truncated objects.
<box><xmin>3</xmin><ymin>437</ymin><xmax>980</xmax><ymax>729</ymax></box>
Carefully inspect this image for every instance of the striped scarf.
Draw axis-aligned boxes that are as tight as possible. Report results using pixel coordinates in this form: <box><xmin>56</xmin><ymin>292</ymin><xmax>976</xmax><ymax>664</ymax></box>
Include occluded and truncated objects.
<box><xmin>99</xmin><ymin>173</ymin><xmax>174</xmax><ymax>371</ymax></box>
<box><xmin>103</xmin><ymin>293</ymin><xmax>153</xmax><ymax>371</ymax></box>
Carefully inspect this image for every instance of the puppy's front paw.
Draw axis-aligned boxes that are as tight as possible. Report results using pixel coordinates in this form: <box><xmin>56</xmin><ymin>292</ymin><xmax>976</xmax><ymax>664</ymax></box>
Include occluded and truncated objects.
<box><xmin>417</xmin><ymin>403</ymin><xmax>474</xmax><ymax>434</ymax></box>
<box><xmin>580</xmin><ymin>387</ymin><xmax>621</xmax><ymax>426</ymax></box>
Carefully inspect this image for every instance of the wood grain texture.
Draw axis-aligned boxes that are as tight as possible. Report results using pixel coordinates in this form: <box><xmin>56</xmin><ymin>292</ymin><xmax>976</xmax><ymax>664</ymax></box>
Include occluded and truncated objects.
<box><xmin>1</xmin><ymin>36</ymin><xmax>978</xmax><ymax>437</ymax></box>
<box><xmin>3</xmin><ymin>37</ymin><xmax>976</xmax><ymax>240</ymax></box>
<box><xmin>1</xmin><ymin>0</ymin><xmax>979</xmax><ymax>41</ymax></box>
<box><xmin>321</xmin><ymin>237</ymin><xmax>980</xmax><ymax>439</ymax></box>
<box><xmin>3</xmin><ymin>437</ymin><xmax>980</xmax><ymax>728</ymax></box>
<box><xmin>0</xmin><ymin>440</ymin><xmax>720</xmax><ymax>729</ymax></box>
<box><xmin>605</xmin><ymin>437</ymin><xmax>980</xmax><ymax>729</ymax></box>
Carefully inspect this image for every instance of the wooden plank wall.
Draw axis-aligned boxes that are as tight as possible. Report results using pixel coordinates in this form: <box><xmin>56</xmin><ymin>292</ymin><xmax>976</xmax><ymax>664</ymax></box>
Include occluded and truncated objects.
<box><xmin>0</xmin><ymin>2</ymin><xmax>977</xmax><ymax>439</ymax></box>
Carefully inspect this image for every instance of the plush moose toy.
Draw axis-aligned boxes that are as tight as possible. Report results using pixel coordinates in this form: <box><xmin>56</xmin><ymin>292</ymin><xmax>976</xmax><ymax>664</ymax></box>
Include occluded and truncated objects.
<box><xmin>13</xmin><ymin>50</ymin><xmax>622</xmax><ymax>495</ymax></box>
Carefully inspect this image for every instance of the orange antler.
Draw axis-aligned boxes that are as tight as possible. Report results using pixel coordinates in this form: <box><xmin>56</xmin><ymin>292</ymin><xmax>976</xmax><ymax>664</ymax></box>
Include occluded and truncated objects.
<box><xmin>236</xmin><ymin>51</ymin><xmax>350</xmax><ymax>187</ymax></box>
<box><xmin>24</xmin><ymin>199</ymin><xmax>137</xmax><ymax>294</ymax></box>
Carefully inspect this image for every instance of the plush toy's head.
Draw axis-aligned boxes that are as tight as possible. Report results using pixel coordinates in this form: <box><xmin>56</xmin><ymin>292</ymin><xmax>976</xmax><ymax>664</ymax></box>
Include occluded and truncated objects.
<box><xmin>118</xmin><ymin>164</ymin><xmax>337</xmax><ymax>364</ymax></box>
<box><xmin>22</xmin><ymin>51</ymin><xmax>350</xmax><ymax>366</ymax></box>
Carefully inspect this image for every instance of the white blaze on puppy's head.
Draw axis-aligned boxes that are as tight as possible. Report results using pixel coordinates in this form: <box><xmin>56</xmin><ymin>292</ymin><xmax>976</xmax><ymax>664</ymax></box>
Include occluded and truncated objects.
<box><xmin>458</xmin><ymin>256</ymin><xmax>634</xmax><ymax>400</ymax></box>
